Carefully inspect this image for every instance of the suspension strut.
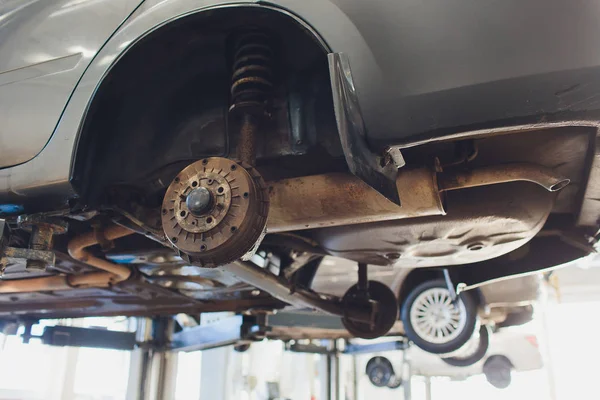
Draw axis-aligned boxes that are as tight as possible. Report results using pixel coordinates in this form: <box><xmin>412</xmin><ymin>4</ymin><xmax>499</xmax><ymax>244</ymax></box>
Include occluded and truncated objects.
<box><xmin>160</xmin><ymin>30</ymin><xmax>274</xmax><ymax>267</ymax></box>
<box><xmin>229</xmin><ymin>30</ymin><xmax>274</xmax><ymax>165</ymax></box>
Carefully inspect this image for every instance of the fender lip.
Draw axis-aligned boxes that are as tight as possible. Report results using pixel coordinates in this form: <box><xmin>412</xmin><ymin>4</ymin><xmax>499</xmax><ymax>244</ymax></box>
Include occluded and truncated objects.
<box><xmin>329</xmin><ymin>52</ymin><xmax>402</xmax><ymax>205</ymax></box>
<box><xmin>0</xmin><ymin>1</ymin><xmax>332</xmax><ymax>210</ymax></box>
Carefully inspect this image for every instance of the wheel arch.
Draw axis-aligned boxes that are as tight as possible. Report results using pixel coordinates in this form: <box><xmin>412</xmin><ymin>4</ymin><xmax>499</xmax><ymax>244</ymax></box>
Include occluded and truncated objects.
<box><xmin>69</xmin><ymin>3</ymin><xmax>331</xmax><ymax>204</ymax></box>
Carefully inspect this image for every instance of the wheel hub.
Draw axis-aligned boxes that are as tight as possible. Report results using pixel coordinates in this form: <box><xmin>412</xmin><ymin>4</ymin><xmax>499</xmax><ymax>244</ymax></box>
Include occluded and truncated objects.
<box><xmin>161</xmin><ymin>157</ymin><xmax>269</xmax><ymax>267</ymax></box>
<box><xmin>409</xmin><ymin>287</ymin><xmax>467</xmax><ymax>344</ymax></box>
<box><xmin>186</xmin><ymin>187</ymin><xmax>213</xmax><ymax>215</ymax></box>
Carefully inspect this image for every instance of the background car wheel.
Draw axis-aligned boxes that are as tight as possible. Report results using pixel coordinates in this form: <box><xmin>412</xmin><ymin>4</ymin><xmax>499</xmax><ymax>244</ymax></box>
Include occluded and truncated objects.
<box><xmin>483</xmin><ymin>355</ymin><xmax>513</xmax><ymax>389</ymax></box>
<box><xmin>365</xmin><ymin>356</ymin><xmax>394</xmax><ymax>387</ymax></box>
<box><xmin>401</xmin><ymin>279</ymin><xmax>478</xmax><ymax>354</ymax></box>
<box><xmin>386</xmin><ymin>374</ymin><xmax>403</xmax><ymax>389</ymax></box>
<box><xmin>442</xmin><ymin>325</ymin><xmax>490</xmax><ymax>367</ymax></box>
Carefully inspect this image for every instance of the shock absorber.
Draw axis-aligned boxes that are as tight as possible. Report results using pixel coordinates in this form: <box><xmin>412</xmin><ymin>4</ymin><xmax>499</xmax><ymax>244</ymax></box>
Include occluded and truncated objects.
<box><xmin>160</xmin><ymin>30</ymin><xmax>274</xmax><ymax>267</ymax></box>
<box><xmin>229</xmin><ymin>30</ymin><xmax>274</xmax><ymax>165</ymax></box>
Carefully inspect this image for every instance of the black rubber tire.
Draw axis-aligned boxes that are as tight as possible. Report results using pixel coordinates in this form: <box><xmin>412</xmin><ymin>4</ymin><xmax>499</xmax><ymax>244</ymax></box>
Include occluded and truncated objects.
<box><xmin>483</xmin><ymin>355</ymin><xmax>513</xmax><ymax>389</ymax></box>
<box><xmin>442</xmin><ymin>325</ymin><xmax>490</xmax><ymax>367</ymax></box>
<box><xmin>401</xmin><ymin>279</ymin><xmax>478</xmax><ymax>354</ymax></box>
<box><xmin>365</xmin><ymin>356</ymin><xmax>394</xmax><ymax>387</ymax></box>
<box><xmin>342</xmin><ymin>280</ymin><xmax>398</xmax><ymax>339</ymax></box>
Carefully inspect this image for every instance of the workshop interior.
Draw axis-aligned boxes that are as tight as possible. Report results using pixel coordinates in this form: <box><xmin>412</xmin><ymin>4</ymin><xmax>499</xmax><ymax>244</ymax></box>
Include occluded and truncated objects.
<box><xmin>1</xmin><ymin>1</ymin><xmax>600</xmax><ymax>399</ymax></box>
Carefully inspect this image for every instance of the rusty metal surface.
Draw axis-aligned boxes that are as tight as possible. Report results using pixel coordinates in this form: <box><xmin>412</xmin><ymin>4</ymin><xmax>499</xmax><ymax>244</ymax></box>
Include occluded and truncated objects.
<box><xmin>228</xmin><ymin>31</ymin><xmax>274</xmax><ymax>116</ymax></box>
<box><xmin>267</xmin><ymin>167</ymin><xmax>444</xmax><ymax>233</ymax></box>
<box><xmin>438</xmin><ymin>163</ymin><xmax>570</xmax><ymax>193</ymax></box>
<box><xmin>16</xmin><ymin>215</ymin><xmax>69</xmax><ymax>271</ymax></box>
<box><xmin>237</xmin><ymin>114</ymin><xmax>259</xmax><ymax>165</ymax></box>
<box><xmin>267</xmin><ymin>162</ymin><xmax>568</xmax><ymax>234</ymax></box>
<box><xmin>161</xmin><ymin>157</ymin><xmax>269</xmax><ymax>267</ymax></box>
<box><xmin>230</xmin><ymin>31</ymin><xmax>274</xmax><ymax>165</ymax></box>
<box><xmin>2</xmin><ymin>247</ymin><xmax>55</xmax><ymax>264</ymax></box>
<box><xmin>30</xmin><ymin>226</ymin><xmax>55</xmax><ymax>252</ymax></box>
<box><xmin>17</xmin><ymin>215</ymin><xmax>68</xmax><ymax>235</ymax></box>
<box><xmin>0</xmin><ymin>224</ymin><xmax>136</xmax><ymax>294</ymax></box>
<box><xmin>68</xmin><ymin>224</ymin><xmax>134</xmax><ymax>283</ymax></box>
<box><xmin>0</xmin><ymin>247</ymin><xmax>56</xmax><ymax>275</ymax></box>
<box><xmin>0</xmin><ymin>274</ymin><xmax>72</xmax><ymax>293</ymax></box>
<box><xmin>313</xmin><ymin>182</ymin><xmax>556</xmax><ymax>267</ymax></box>
<box><xmin>0</xmin><ymin>271</ymin><xmax>120</xmax><ymax>294</ymax></box>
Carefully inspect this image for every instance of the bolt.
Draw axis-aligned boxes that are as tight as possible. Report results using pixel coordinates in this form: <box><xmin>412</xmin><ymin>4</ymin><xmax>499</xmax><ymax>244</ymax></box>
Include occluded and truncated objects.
<box><xmin>186</xmin><ymin>187</ymin><xmax>213</xmax><ymax>216</ymax></box>
<box><xmin>25</xmin><ymin>225</ymin><xmax>55</xmax><ymax>272</ymax></box>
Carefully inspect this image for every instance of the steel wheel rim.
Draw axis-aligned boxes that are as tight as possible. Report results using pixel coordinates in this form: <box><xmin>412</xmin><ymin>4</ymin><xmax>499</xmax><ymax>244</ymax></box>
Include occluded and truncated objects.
<box><xmin>409</xmin><ymin>287</ymin><xmax>467</xmax><ymax>344</ymax></box>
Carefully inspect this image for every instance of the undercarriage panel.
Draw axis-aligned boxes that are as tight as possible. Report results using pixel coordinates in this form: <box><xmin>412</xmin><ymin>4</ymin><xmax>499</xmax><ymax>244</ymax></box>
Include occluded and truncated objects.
<box><xmin>312</xmin><ymin>182</ymin><xmax>555</xmax><ymax>267</ymax></box>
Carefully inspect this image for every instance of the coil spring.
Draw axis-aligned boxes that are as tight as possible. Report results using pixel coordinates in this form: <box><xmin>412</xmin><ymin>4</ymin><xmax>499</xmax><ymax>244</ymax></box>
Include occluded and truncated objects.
<box><xmin>230</xmin><ymin>31</ymin><xmax>274</xmax><ymax>114</ymax></box>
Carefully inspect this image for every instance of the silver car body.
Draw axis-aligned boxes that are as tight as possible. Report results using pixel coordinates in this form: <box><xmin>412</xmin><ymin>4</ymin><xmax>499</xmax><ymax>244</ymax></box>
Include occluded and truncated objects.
<box><xmin>0</xmin><ymin>0</ymin><xmax>142</xmax><ymax>168</ymax></box>
<box><xmin>3</xmin><ymin>0</ymin><xmax>600</xmax><ymax>207</ymax></box>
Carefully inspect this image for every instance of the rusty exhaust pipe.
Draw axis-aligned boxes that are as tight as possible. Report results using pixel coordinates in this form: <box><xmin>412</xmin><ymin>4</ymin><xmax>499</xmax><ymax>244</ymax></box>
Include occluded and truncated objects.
<box><xmin>437</xmin><ymin>164</ymin><xmax>571</xmax><ymax>193</ymax></box>
<box><xmin>267</xmin><ymin>167</ymin><xmax>445</xmax><ymax>233</ymax></box>
<box><xmin>67</xmin><ymin>224</ymin><xmax>134</xmax><ymax>283</ymax></box>
<box><xmin>0</xmin><ymin>272</ymin><xmax>123</xmax><ymax>294</ymax></box>
<box><xmin>267</xmin><ymin>163</ymin><xmax>569</xmax><ymax>233</ymax></box>
<box><xmin>0</xmin><ymin>224</ymin><xmax>135</xmax><ymax>294</ymax></box>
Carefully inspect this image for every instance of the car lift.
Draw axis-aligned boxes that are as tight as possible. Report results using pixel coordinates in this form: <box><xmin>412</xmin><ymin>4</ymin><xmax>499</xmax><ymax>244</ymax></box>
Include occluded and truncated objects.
<box><xmin>3</xmin><ymin>311</ymin><xmax>415</xmax><ymax>400</ymax></box>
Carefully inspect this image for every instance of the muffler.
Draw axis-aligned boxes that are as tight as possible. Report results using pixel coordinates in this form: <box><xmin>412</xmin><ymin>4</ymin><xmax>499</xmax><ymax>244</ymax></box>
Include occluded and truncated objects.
<box><xmin>267</xmin><ymin>163</ymin><xmax>569</xmax><ymax>233</ymax></box>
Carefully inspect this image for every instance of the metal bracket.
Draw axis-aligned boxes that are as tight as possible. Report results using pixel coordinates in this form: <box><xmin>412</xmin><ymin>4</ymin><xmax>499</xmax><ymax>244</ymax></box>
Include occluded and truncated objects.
<box><xmin>16</xmin><ymin>324</ymin><xmax>137</xmax><ymax>350</ymax></box>
<box><xmin>344</xmin><ymin>340</ymin><xmax>408</xmax><ymax>355</ymax></box>
<box><xmin>1</xmin><ymin>246</ymin><xmax>55</xmax><ymax>267</ymax></box>
<box><xmin>443</xmin><ymin>268</ymin><xmax>458</xmax><ymax>302</ymax></box>
<box><xmin>169</xmin><ymin>309</ymin><xmax>400</xmax><ymax>353</ymax></box>
<box><xmin>38</xmin><ymin>326</ymin><xmax>137</xmax><ymax>350</ymax></box>
<box><xmin>328</xmin><ymin>53</ymin><xmax>402</xmax><ymax>205</ymax></box>
<box><xmin>169</xmin><ymin>315</ymin><xmax>259</xmax><ymax>352</ymax></box>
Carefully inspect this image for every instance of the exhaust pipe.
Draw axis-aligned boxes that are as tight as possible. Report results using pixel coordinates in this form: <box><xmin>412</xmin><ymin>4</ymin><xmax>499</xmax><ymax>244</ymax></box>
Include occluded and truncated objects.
<box><xmin>437</xmin><ymin>164</ymin><xmax>570</xmax><ymax>193</ymax></box>
<box><xmin>267</xmin><ymin>163</ymin><xmax>568</xmax><ymax>233</ymax></box>
<box><xmin>0</xmin><ymin>224</ymin><xmax>135</xmax><ymax>294</ymax></box>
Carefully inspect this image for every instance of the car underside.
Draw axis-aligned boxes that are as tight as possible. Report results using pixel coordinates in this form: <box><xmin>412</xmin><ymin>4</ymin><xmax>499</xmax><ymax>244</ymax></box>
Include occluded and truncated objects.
<box><xmin>0</xmin><ymin>7</ymin><xmax>598</xmax><ymax>341</ymax></box>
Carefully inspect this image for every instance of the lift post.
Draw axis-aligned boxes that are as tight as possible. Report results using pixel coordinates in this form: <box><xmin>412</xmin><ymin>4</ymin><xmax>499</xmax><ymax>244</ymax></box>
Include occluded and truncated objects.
<box><xmin>5</xmin><ymin>310</ymin><xmax>413</xmax><ymax>400</ymax></box>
